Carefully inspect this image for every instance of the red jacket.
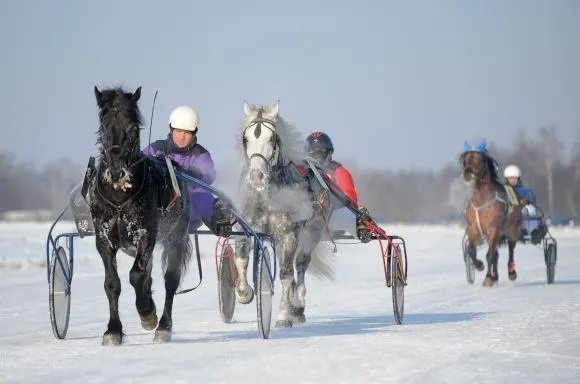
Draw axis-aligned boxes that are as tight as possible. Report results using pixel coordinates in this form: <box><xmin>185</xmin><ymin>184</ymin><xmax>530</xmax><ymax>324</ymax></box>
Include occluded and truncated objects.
<box><xmin>327</xmin><ymin>161</ymin><xmax>358</xmax><ymax>206</ymax></box>
<box><xmin>296</xmin><ymin>161</ymin><xmax>358</xmax><ymax>206</ymax></box>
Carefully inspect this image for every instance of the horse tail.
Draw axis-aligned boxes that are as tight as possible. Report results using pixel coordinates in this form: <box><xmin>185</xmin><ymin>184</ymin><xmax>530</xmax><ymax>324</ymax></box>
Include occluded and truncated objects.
<box><xmin>161</xmin><ymin>218</ymin><xmax>193</xmax><ymax>283</ymax></box>
<box><xmin>180</xmin><ymin>235</ymin><xmax>193</xmax><ymax>282</ymax></box>
<box><xmin>307</xmin><ymin>242</ymin><xmax>336</xmax><ymax>281</ymax></box>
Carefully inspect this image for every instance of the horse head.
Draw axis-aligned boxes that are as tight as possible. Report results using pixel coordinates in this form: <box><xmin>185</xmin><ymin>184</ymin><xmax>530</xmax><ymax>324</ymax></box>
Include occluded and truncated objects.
<box><xmin>94</xmin><ymin>86</ymin><xmax>142</xmax><ymax>188</ymax></box>
<box><xmin>241</xmin><ymin>101</ymin><xmax>281</xmax><ymax>191</ymax></box>
<box><xmin>459</xmin><ymin>141</ymin><xmax>499</xmax><ymax>187</ymax></box>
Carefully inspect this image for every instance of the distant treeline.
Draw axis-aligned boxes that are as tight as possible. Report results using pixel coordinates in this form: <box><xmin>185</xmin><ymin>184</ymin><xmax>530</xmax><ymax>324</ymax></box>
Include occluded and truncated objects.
<box><xmin>0</xmin><ymin>153</ymin><xmax>81</xmax><ymax>214</ymax></box>
<box><xmin>2</xmin><ymin>127</ymin><xmax>579</xmax><ymax>222</ymax></box>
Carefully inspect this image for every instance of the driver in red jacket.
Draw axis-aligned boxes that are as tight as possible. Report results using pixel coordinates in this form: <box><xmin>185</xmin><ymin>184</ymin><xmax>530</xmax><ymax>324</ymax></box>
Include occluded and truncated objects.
<box><xmin>305</xmin><ymin>131</ymin><xmax>371</xmax><ymax>242</ymax></box>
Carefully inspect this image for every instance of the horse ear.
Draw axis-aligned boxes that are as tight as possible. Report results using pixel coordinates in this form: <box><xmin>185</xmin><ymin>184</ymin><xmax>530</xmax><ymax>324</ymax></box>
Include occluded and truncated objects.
<box><xmin>477</xmin><ymin>139</ymin><xmax>487</xmax><ymax>153</ymax></box>
<box><xmin>271</xmin><ymin>101</ymin><xmax>279</xmax><ymax>116</ymax></box>
<box><xmin>132</xmin><ymin>86</ymin><xmax>142</xmax><ymax>102</ymax></box>
<box><xmin>94</xmin><ymin>86</ymin><xmax>103</xmax><ymax>106</ymax></box>
<box><xmin>243</xmin><ymin>101</ymin><xmax>251</xmax><ymax>116</ymax></box>
<box><xmin>262</xmin><ymin>101</ymin><xmax>279</xmax><ymax>119</ymax></box>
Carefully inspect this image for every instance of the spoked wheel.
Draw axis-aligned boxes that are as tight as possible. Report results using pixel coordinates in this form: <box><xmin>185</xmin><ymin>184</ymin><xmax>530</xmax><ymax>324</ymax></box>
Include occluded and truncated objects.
<box><xmin>256</xmin><ymin>241</ymin><xmax>275</xmax><ymax>339</ymax></box>
<box><xmin>49</xmin><ymin>246</ymin><xmax>71</xmax><ymax>339</ymax></box>
<box><xmin>462</xmin><ymin>236</ymin><xmax>475</xmax><ymax>284</ymax></box>
<box><xmin>217</xmin><ymin>243</ymin><xmax>236</xmax><ymax>323</ymax></box>
<box><xmin>391</xmin><ymin>244</ymin><xmax>405</xmax><ymax>325</ymax></box>
<box><xmin>545</xmin><ymin>243</ymin><xmax>557</xmax><ymax>284</ymax></box>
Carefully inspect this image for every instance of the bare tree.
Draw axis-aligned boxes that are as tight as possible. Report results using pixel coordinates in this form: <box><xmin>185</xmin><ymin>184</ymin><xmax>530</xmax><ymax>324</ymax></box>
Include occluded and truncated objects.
<box><xmin>539</xmin><ymin>126</ymin><xmax>560</xmax><ymax>213</ymax></box>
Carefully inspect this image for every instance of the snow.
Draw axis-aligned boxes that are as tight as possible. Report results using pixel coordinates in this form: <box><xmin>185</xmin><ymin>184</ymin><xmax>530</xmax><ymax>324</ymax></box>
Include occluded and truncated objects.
<box><xmin>1</xmin><ymin>221</ymin><xmax>580</xmax><ymax>383</ymax></box>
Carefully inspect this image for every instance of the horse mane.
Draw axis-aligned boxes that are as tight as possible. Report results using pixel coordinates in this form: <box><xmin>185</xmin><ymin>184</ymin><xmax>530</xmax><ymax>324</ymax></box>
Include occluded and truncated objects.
<box><xmin>95</xmin><ymin>86</ymin><xmax>143</xmax><ymax>154</ymax></box>
<box><xmin>238</xmin><ymin>103</ymin><xmax>306</xmax><ymax>164</ymax></box>
<box><xmin>485</xmin><ymin>155</ymin><xmax>502</xmax><ymax>185</ymax></box>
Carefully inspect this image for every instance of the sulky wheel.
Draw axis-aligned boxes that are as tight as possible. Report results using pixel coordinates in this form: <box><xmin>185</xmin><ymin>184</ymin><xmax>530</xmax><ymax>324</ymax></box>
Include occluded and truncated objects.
<box><xmin>462</xmin><ymin>235</ymin><xmax>475</xmax><ymax>284</ymax></box>
<box><xmin>256</xmin><ymin>241</ymin><xmax>275</xmax><ymax>339</ymax></box>
<box><xmin>545</xmin><ymin>243</ymin><xmax>557</xmax><ymax>284</ymax></box>
<box><xmin>391</xmin><ymin>244</ymin><xmax>405</xmax><ymax>325</ymax></box>
<box><xmin>217</xmin><ymin>243</ymin><xmax>236</xmax><ymax>323</ymax></box>
<box><xmin>49</xmin><ymin>247</ymin><xmax>72</xmax><ymax>339</ymax></box>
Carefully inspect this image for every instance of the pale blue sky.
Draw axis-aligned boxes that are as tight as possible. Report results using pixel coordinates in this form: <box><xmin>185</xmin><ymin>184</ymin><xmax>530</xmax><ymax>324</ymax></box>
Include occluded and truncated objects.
<box><xmin>1</xmin><ymin>0</ymin><xmax>579</xmax><ymax>171</ymax></box>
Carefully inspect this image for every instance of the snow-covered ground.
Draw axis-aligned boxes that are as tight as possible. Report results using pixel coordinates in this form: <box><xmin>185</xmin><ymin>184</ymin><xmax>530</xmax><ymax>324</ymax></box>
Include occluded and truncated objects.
<box><xmin>1</xmin><ymin>221</ymin><xmax>579</xmax><ymax>383</ymax></box>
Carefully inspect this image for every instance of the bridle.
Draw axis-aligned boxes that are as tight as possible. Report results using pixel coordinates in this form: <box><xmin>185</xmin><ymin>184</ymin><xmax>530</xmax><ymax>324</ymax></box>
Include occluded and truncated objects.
<box><xmin>99</xmin><ymin>119</ymin><xmax>143</xmax><ymax>171</ymax></box>
<box><xmin>98</xmin><ymin>122</ymin><xmax>147</xmax><ymax>202</ymax></box>
<box><xmin>242</xmin><ymin>108</ymin><xmax>280</xmax><ymax>174</ymax></box>
<box><xmin>461</xmin><ymin>151</ymin><xmax>490</xmax><ymax>183</ymax></box>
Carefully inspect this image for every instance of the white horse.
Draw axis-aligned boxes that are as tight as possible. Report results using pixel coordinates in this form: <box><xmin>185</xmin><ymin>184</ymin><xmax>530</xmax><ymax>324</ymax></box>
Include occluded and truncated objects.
<box><xmin>235</xmin><ymin>101</ymin><xmax>333</xmax><ymax>327</ymax></box>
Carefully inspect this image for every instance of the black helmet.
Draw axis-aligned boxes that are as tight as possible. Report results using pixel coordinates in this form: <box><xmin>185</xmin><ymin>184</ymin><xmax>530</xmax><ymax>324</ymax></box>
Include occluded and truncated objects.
<box><xmin>305</xmin><ymin>131</ymin><xmax>333</xmax><ymax>165</ymax></box>
<box><xmin>306</xmin><ymin>131</ymin><xmax>334</xmax><ymax>154</ymax></box>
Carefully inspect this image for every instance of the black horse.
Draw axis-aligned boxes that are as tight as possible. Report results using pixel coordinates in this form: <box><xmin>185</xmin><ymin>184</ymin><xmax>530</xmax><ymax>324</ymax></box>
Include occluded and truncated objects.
<box><xmin>89</xmin><ymin>86</ymin><xmax>191</xmax><ymax>344</ymax></box>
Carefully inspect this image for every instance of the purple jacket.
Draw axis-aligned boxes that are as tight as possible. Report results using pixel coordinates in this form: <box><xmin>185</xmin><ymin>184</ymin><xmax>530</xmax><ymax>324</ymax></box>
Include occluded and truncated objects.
<box><xmin>142</xmin><ymin>137</ymin><xmax>216</xmax><ymax>225</ymax></box>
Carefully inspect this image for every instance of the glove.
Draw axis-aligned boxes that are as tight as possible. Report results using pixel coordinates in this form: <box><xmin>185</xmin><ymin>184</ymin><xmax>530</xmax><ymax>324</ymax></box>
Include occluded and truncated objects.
<box><xmin>211</xmin><ymin>199</ymin><xmax>234</xmax><ymax>237</ymax></box>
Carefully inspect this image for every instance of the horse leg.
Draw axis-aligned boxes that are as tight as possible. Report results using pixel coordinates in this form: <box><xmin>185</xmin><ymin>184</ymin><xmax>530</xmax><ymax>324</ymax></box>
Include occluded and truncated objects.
<box><xmin>482</xmin><ymin>237</ymin><xmax>499</xmax><ymax>287</ymax></box>
<box><xmin>275</xmin><ymin>234</ymin><xmax>300</xmax><ymax>328</ymax></box>
<box><xmin>96</xmin><ymin>236</ymin><xmax>123</xmax><ymax>345</ymax></box>
<box><xmin>467</xmin><ymin>242</ymin><xmax>484</xmax><ymax>271</ymax></box>
<box><xmin>129</xmin><ymin>233</ymin><xmax>157</xmax><ymax>331</ymax></box>
<box><xmin>507</xmin><ymin>240</ymin><xmax>517</xmax><ymax>281</ymax></box>
<box><xmin>275</xmin><ymin>277</ymin><xmax>297</xmax><ymax>328</ymax></box>
<box><xmin>234</xmin><ymin>236</ymin><xmax>254</xmax><ymax>304</ymax></box>
<box><xmin>292</xmin><ymin>251</ymin><xmax>311</xmax><ymax>324</ymax></box>
<box><xmin>153</xmin><ymin>234</ymin><xmax>192</xmax><ymax>343</ymax></box>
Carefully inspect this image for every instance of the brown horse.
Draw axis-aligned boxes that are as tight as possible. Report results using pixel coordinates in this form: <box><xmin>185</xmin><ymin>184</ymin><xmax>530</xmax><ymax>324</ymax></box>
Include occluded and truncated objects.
<box><xmin>460</xmin><ymin>148</ymin><xmax>522</xmax><ymax>286</ymax></box>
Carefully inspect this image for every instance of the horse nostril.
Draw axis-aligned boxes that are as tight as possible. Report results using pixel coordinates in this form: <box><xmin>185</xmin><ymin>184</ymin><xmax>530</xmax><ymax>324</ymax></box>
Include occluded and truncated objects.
<box><xmin>119</xmin><ymin>170</ymin><xmax>126</xmax><ymax>179</ymax></box>
<box><xmin>249</xmin><ymin>169</ymin><xmax>264</xmax><ymax>184</ymax></box>
<box><xmin>110</xmin><ymin>147</ymin><xmax>122</xmax><ymax>158</ymax></box>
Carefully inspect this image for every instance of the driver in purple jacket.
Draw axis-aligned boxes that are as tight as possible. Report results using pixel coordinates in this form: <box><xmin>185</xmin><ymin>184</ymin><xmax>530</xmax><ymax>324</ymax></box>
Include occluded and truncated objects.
<box><xmin>142</xmin><ymin>106</ymin><xmax>232</xmax><ymax>236</ymax></box>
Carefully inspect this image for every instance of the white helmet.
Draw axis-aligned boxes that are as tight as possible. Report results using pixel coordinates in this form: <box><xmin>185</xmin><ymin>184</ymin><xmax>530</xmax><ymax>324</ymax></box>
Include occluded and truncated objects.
<box><xmin>168</xmin><ymin>106</ymin><xmax>199</xmax><ymax>132</ymax></box>
<box><xmin>503</xmin><ymin>165</ymin><xmax>521</xmax><ymax>178</ymax></box>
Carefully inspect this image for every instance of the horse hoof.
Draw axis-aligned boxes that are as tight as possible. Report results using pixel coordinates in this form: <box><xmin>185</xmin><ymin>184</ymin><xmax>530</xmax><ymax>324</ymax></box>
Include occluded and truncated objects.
<box><xmin>102</xmin><ymin>331</ymin><xmax>123</xmax><ymax>346</ymax></box>
<box><xmin>482</xmin><ymin>276</ymin><xmax>498</xmax><ymax>287</ymax></box>
<box><xmin>508</xmin><ymin>262</ymin><xmax>517</xmax><ymax>281</ymax></box>
<box><xmin>235</xmin><ymin>286</ymin><xmax>254</xmax><ymax>305</ymax></box>
<box><xmin>140</xmin><ymin>312</ymin><xmax>158</xmax><ymax>331</ymax></box>
<box><xmin>474</xmin><ymin>260</ymin><xmax>485</xmax><ymax>271</ymax></box>
<box><xmin>275</xmin><ymin>320</ymin><xmax>293</xmax><ymax>328</ymax></box>
<box><xmin>290</xmin><ymin>307</ymin><xmax>306</xmax><ymax>324</ymax></box>
<box><xmin>153</xmin><ymin>329</ymin><xmax>172</xmax><ymax>343</ymax></box>
<box><xmin>293</xmin><ymin>314</ymin><xmax>306</xmax><ymax>324</ymax></box>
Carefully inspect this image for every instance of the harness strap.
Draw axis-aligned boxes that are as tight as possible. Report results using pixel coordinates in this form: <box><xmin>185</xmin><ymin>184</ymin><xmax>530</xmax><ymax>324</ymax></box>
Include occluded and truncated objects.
<box><xmin>469</xmin><ymin>191</ymin><xmax>507</xmax><ymax>240</ymax></box>
<box><xmin>311</xmin><ymin>187</ymin><xmax>337</xmax><ymax>252</ymax></box>
<box><xmin>176</xmin><ymin>232</ymin><xmax>203</xmax><ymax>295</ymax></box>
